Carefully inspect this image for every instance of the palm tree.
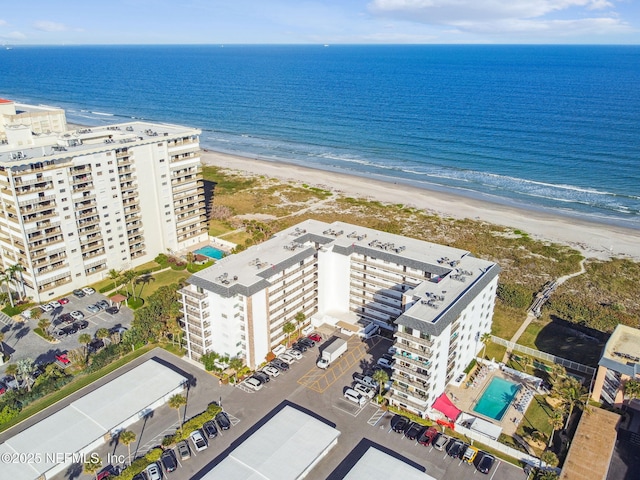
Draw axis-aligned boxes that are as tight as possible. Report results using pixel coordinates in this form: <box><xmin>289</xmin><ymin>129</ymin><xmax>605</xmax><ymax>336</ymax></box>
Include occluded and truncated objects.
<box><xmin>550</xmin><ymin>363</ymin><xmax>566</xmax><ymax>387</ymax></box>
<box><xmin>283</xmin><ymin>322</ymin><xmax>295</xmax><ymax>346</ymax></box>
<box><xmin>168</xmin><ymin>393</ymin><xmax>187</xmax><ymax>428</ymax></box>
<box><xmin>0</xmin><ymin>271</ymin><xmax>14</xmax><ymax>308</ymax></box>
<box><xmin>557</xmin><ymin>376</ymin><xmax>588</xmax><ymax>429</ymax></box>
<box><xmin>372</xmin><ymin>369</ymin><xmax>389</xmax><ymax>399</ymax></box>
<box><xmin>624</xmin><ymin>379</ymin><xmax>640</xmax><ymax>400</ymax></box>
<box><xmin>83</xmin><ymin>455</ymin><xmax>102</xmax><ymax>480</ymax></box>
<box><xmin>540</xmin><ymin>450</ymin><xmax>559</xmax><ymax>467</ymax></box>
<box><xmin>96</xmin><ymin>328</ymin><xmax>110</xmax><ymax>342</ymax></box>
<box><xmin>107</xmin><ymin>268</ymin><xmax>121</xmax><ymax>291</ymax></box>
<box><xmin>520</xmin><ymin>355</ymin><xmax>532</xmax><ymax>373</ymax></box>
<box><xmin>229</xmin><ymin>356</ymin><xmax>244</xmax><ymax>383</ymax></box>
<box><xmin>30</xmin><ymin>307</ymin><xmax>42</xmax><ymax>321</ymax></box>
<box><xmin>480</xmin><ymin>332</ymin><xmax>491</xmax><ymax>359</ymax></box>
<box><xmin>79</xmin><ymin>333</ymin><xmax>92</xmax><ymax>359</ymax></box>
<box><xmin>8</xmin><ymin>263</ymin><xmax>25</xmax><ymax>301</ymax></box>
<box><xmin>121</xmin><ymin>270</ymin><xmax>137</xmax><ymax>299</ymax></box>
<box><xmin>186</xmin><ymin>251</ymin><xmax>195</xmax><ymax>269</ymax></box>
<box><xmin>547</xmin><ymin>409</ymin><xmax>565</xmax><ymax>447</ymax></box>
<box><xmin>294</xmin><ymin>311</ymin><xmax>306</xmax><ymax>338</ymax></box>
<box><xmin>4</xmin><ymin>363</ymin><xmax>18</xmax><ymax>379</ymax></box>
<box><xmin>119</xmin><ymin>429</ymin><xmax>136</xmax><ymax>466</ymax></box>
<box><xmin>16</xmin><ymin>358</ymin><xmax>35</xmax><ymax>391</ymax></box>
<box><xmin>0</xmin><ymin>331</ymin><xmax>4</xmax><ymax>355</ymax></box>
<box><xmin>38</xmin><ymin>318</ymin><xmax>51</xmax><ymax>337</ymax></box>
<box><xmin>538</xmin><ymin>471</ymin><xmax>559</xmax><ymax>480</ymax></box>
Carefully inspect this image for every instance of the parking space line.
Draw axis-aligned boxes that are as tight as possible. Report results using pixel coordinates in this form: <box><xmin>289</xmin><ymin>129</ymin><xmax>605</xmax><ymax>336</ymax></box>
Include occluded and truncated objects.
<box><xmin>489</xmin><ymin>460</ymin><xmax>500</xmax><ymax>480</ymax></box>
<box><xmin>367</xmin><ymin>408</ymin><xmax>385</xmax><ymax>426</ymax></box>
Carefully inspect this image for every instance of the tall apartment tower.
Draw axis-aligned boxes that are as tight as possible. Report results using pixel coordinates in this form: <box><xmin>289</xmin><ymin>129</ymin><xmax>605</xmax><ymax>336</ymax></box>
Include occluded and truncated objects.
<box><xmin>0</xmin><ymin>100</ymin><xmax>208</xmax><ymax>302</ymax></box>
<box><xmin>180</xmin><ymin>220</ymin><xmax>499</xmax><ymax>417</ymax></box>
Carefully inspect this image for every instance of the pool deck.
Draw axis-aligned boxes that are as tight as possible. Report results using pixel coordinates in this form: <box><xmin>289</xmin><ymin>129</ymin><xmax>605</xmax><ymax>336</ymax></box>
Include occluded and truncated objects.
<box><xmin>446</xmin><ymin>362</ymin><xmax>543</xmax><ymax>437</ymax></box>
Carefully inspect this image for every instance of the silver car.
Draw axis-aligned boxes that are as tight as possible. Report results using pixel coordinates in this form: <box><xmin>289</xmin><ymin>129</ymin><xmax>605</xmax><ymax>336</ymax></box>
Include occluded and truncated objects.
<box><xmin>190</xmin><ymin>430</ymin><xmax>208</xmax><ymax>452</ymax></box>
<box><xmin>146</xmin><ymin>462</ymin><xmax>162</xmax><ymax>480</ymax></box>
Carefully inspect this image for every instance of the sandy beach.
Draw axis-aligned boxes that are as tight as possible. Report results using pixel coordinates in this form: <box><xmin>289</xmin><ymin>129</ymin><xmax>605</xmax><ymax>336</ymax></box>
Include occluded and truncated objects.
<box><xmin>201</xmin><ymin>150</ymin><xmax>640</xmax><ymax>261</ymax></box>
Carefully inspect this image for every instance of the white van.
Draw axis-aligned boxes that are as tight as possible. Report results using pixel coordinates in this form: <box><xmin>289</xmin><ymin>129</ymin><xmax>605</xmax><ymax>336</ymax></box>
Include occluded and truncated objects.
<box><xmin>272</xmin><ymin>344</ymin><xmax>287</xmax><ymax>356</ymax></box>
<box><xmin>344</xmin><ymin>388</ymin><xmax>367</xmax><ymax>407</ymax></box>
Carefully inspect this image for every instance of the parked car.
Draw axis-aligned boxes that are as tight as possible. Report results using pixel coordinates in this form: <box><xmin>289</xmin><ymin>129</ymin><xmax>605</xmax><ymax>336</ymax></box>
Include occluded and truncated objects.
<box><xmin>97</xmin><ymin>299</ymin><xmax>110</xmax><ymax>309</ymax></box>
<box><xmin>387</xmin><ymin>345</ymin><xmax>397</xmax><ymax>355</ymax></box>
<box><xmin>145</xmin><ymin>462</ymin><xmax>162</xmax><ymax>480</ymax></box>
<box><xmin>132</xmin><ymin>474</ymin><xmax>147</xmax><ymax>480</ymax></box>
<box><xmin>308</xmin><ymin>333</ymin><xmax>322</xmax><ymax>343</ymax></box>
<box><xmin>252</xmin><ymin>371</ymin><xmax>270</xmax><ymax>383</ymax></box>
<box><xmin>73</xmin><ymin>320</ymin><xmax>89</xmax><ymax>330</ymax></box>
<box><xmin>82</xmin><ymin>287</ymin><xmax>96</xmax><ymax>295</ymax></box>
<box><xmin>286</xmin><ymin>349</ymin><xmax>302</xmax><ymax>360</ymax></box>
<box><xmin>291</xmin><ymin>341</ymin><xmax>307</xmax><ymax>353</ymax></box>
<box><xmin>298</xmin><ymin>337</ymin><xmax>315</xmax><ymax>348</ymax></box>
<box><xmin>105</xmin><ymin>306</ymin><xmax>119</xmax><ymax>314</ymax></box>
<box><xmin>390</xmin><ymin>414</ymin><xmax>411</xmax><ymax>434</ymax></box>
<box><xmin>215</xmin><ymin>411</ymin><xmax>231</xmax><ymax>430</ymax></box>
<box><xmin>418</xmin><ymin>426</ymin><xmax>439</xmax><ymax>447</ymax></box>
<box><xmin>352</xmin><ymin>372</ymin><xmax>378</xmax><ymax>389</ymax></box>
<box><xmin>96</xmin><ymin>466</ymin><xmax>120</xmax><ymax>480</ymax></box>
<box><xmin>344</xmin><ymin>388</ymin><xmax>367</xmax><ymax>407</ymax></box>
<box><xmin>58</xmin><ymin>297</ymin><xmax>70</xmax><ymax>305</ymax></box>
<box><xmin>70</xmin><ymin>310</ymin><xmax>85</xmax><ymax>320</ymax></box>
<box><xmin>57</xmin><ymin>326</ymin><xmax>77</xmax><ymax>337</ymax></box>
<box><xmin>110</xmin><ymin>326</ymin><xmax>127</xmax><ymax>335</ymax></box>
<box><xmin>376</xmin><ymin>355</ymin><xmax>395</xmax><ymax>369</ymax></box>
<box><xmin>270</xmin><ymin>358</ymin><xmax>290</xmax><ymax>372</ymax></box>
<box><xmin>262</xmin><ymin>365</ymin><xmax>280</xmax><ymax>377</ymax></box>
<box><xmin>447</xmin><ymin>439</ymin><xmax>465</xmax><ymax>458</ymax></box>
<box><xmin>353</xmin><ymin>383</ymin><xmax>375</xmax><ymax>399</ymax></box>
<box><xmin>278</xmin><ymin>353</ymin><xmax>295</xmax><ymax>364</ymax></box>
<box><xmin>48</xmin><ymin>300</ymin><xmax>62</xmax><ymax>309</ymax></box>
<box><xmin>189</xmin><ymin>430</ymin><xmax>207</xmax><ymax>452</ymax></box>
<box><xmin>160</xmin><ymin>449</ymin><xmax>177</xmax><ymax>473</ymax></box>
<box><xmin>475</xmin><ymin>452</ymin><xmax>495</xmax><ymax>474</ymax></box>
<box><xmin>55</xmin><ymin>352</ymin><xmax>71</xmax><ymax>364</ymax></box>
<box><xmin>463</xmin><ymin>445</ymin><xmax>479</xmax><ymax>464</ymax></box>
<box><xmin>176</xmin><ymin>440</ymin><xmax>191</xmax><ymax>460</ymax></box>
<box><xmin>405</xmin><ymin>422</ymin><xmax>424</xmax><ymax>440</ymax></box>
<box><xmin>86</xmin><ymin>304</ymin><xmax>101</xmax><ymax>314</ymax></box>
<box><xmin>433</xmin><ymin>433</ymin><xmax>449</xmax><ymax>451</ymax></box>
<box><xmin>40</xmin><ymin>303</ymin><xmax>54</xmax><ymax>312</ymax></box>
<box><xmin>244</xmin><ymin>376</ymin><xmax>263</xmax><ymax>391</ymax></box>
<box><xmin>59</xmin><ymin>313</ymin><xmax>74</xmax><ymax>324</ymax></box>
<box><xmin>88</xmin><ymin>338</ymin><xmax>105</xmax><ymax>354</ymax></box>
<box><xmin>202</xmin><ymin>420</ymin><xmax>218</xmax><ymax>439</ymax></box>
<box><xmin>72</xmin><ymin>289</ymin><xmax>86</xmax><ymax>298</ymax></box>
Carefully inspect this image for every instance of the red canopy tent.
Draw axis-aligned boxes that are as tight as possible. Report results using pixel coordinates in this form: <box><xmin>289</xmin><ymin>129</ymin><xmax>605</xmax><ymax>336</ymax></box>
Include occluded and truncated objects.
<box><xmin>432</xmin><ymin>393</ymin><xmax>461</xmax><ymax>422</ymax></box>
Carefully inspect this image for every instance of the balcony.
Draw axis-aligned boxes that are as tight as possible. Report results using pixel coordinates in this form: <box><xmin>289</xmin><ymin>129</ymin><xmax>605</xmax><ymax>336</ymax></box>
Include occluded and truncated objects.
<box><xmin>388</xmin><ymin>392</ymin><xmax>428</xmax><ymax>412</ymax></box>
<box><xmin>394</xmin><ymin>351</ymin><xmax>432</xmax><ymax>368</ymax></box>
<box><xmin>15</xmin><ymin>182</ymin><xmax>53</xmax><ymax>196</ymax></box>
<box><xmin>395</xmin><ymin>330</ymin><xmax>433</xmax><ymax>347</ymax></box>
<box><xmin>393</xmin><ymin>381</ymin><xmax>430</xmax><ymax>399</ymax></box>
<box><xmin>349</xmin><ymin>289</ymin><xmax>403</xmax><ymax>312</ymax></box>
<box><xmin>71</xmin><ymin>174</ymin><xmax>93</xmax><ymax>185</ymax></box>
<box><xmin>20</xmin><ymin>201</ymin><xmax>57</xmax><ymax>214</ymax></box>
<box><xmin>394</xmin><ymin>373</ymin><xmax>431</xmax><ymax>391</ymax></box>
<box><xmin>14</xmin><ymin>176</ymin><xmax>54</xmax><ymax>188</ymax></box>
<box><xmin>82</xmin><ymin>248</ymin><xmax>106</xmax><ymax>260</ymax></box>
<box><xmin>396</xmin><ymin>340</ymin><xmax>432</xmax><ymax>358</ymax></box>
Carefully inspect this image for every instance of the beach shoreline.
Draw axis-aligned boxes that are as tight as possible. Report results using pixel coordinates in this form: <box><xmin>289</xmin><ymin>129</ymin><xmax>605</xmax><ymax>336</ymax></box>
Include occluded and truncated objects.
<box><xmin>201</xmin><ymin>149</ymin><xmax>640</xmax><ymax>261</ymax></box>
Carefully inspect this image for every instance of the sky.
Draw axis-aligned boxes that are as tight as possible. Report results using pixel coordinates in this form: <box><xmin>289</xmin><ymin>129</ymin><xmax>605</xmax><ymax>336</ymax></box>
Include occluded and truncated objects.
<box><xmin>0</xmin><ymin>0</ymin><xmax>638</xmax><ymax>45</ymax></box>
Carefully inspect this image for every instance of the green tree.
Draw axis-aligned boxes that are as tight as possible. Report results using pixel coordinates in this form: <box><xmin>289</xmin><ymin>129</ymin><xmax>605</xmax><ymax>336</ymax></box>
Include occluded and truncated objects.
<box><xmin>0</xmin><ymin>404</ymin><xmax>20</xmax><ymax>424</ymax></box>
<box><xmin>8</xmin><ymin>263</ymin><xmax>26</xmax><ymax>300</ymax></box>
<box><xmin>624</xmin><ymin>379</ymin><xmax>640</xmax><ymax>400</ymax></box>
<box><xmin>547</xmin><ymin>409</ymin><xmax>565</xmax><ymax>447</ymax></box>
<box><xmin>186</xmin><ymin>251</ymin><xmax>195</xmax><ymax>269</ymax></box>
<box><xmin>540</xmin><ymin>450</ymin><xmax>559</xmax><ymax>467</ymax></box>
<box><xmin>122</xmin><ymin>270</ymin><xmax>137</xmax><ymax>299</ymax></box>
<box><xmin>537</xmin><ymin>469</ymin><xmax>559</xmax><ymax>480</ymax></box>
<box><xmin>295</xmin><ymin>311</ymin><xmax>306</xmax><ymax>337</ymax></box>
<box><xmin>119</xmin><ymin>429</ymin><xmax>136</xmax><ymax>466</ymax></box>
<box><xmin>4</xmin><ymin>363</ymin><xmax>18</xmax><ymax>379</ymax></box>
<box><xmin>96</xmin><ymin>328</ymin><xmax>110</xmax><ymax>341</ymax></box>
<box><xmin>520</xmin><ymin>355</ymin><xmax>532</xmax><ymax>373</ymax></box>
<box><xmin>168</xmin><ymin>394</ymin><xmax>187</xmax><ymax>428</ymax></box>
<box><xmin>229</xmin><ymin>356</ymin><xmax>244</xmax><ymax>383</ymax></box>
<box><xmin>200</xmin><ymin>351</ymin><xmax>220</xmax><ymax>371</ymax></box>
<box><xmin>38</xmin><ymin>318</ymin><xmax>51</xmax><ymax>337</ymax></box>
<box><xmin>372</xmin><ymin>369</ymin><xmax>389</xmax><ymax>398</ymax></box>
<box><xmin>0</xmin><ymin>270</ymin><xmax>14</xmax><ymax>308</ymax></box>
<box><xmin>108</xmin><ymin>268</ymin><xmax>122</xmax><ymax>291</ymax></box>
<box><xmin>83</xmin><ymin>454</ymin><xmax>102</xmax><ymax>480</ymax></box>
<box><xmin>480</xmin><ymin>332</ymin><xmax>491</xmax><ymax>359</ymax></box>
<box><xmin>283</xmin><ymin>322</ymin><xmax>295</xmax><ymax>345</ymax></box>
<box><xmin>16</xmin><ymin>358</ymin><xmax>35</xmax><ymax>391</ymax></box>
<box><xmin>79</xmin><ymin>333</ymin><xmax>92</xmax><ymax>359</ymax></box>
<box><xmin>30</xmin><ymin>307</ymin><xmax>42</xmax><ymax>321</ymax></box>
<box><xmin>557</xmin><ymin>376</ymin><xmax>588</xmax><ymax>429</ymax></box>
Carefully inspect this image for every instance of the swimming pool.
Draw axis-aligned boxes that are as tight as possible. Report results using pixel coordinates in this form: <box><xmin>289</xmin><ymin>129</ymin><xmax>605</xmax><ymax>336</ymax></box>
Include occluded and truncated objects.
<box><xmin>194</xmin><ymin>246</ymin><xmax>225</xmax><ymax>260</ymax></box>
<box><xmin>473</xmin><ymin>377</ymin><xmax>520</xmax><ymax>421</ymax></box>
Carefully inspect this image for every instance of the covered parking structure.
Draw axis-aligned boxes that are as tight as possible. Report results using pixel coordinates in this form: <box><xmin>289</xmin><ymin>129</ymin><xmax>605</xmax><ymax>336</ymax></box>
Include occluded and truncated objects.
<box><xmin>343</xmin><ymin>446</ymin><xmax>437</xmax><ymax>480</ymax></box>
<box><xmin>0</xmin><ymin>359</ymin><xmax>187</xmax><ymax>480</ymax></box>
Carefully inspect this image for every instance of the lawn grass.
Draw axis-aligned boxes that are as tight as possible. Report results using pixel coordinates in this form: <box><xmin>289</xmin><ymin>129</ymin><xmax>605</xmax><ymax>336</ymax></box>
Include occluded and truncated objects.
<box><xmin>516</xmin><ymin>394</ymin><xmax>554</xmax><ymax>456</ymax></box>
<box><xmin>219</xmin><ymin>230</ymin><xmax>252</xmax><ymax>245</ymax></box>
<box><xmin>209</xmin><ymin>219</ymin><xmax>233</xmax><ymax>237</ymax></box>
<box><xmin>135</xmin><ymin>269</ymin><xmax>190</xmax><ymax>299</ymax></box>
<box><xmin>483</xmin><ymin>342</ymin><xmax>507</xmax><ymax>363</ymax></box>
<box><xmin>0</xmin><ymin>344</ymin><xmax>154</xmax><ymax>434</ymax></box>
<box><xmin>491</xmin><ymin>304</ymin><xmax>526</xmax><ymax>340</ymax></box>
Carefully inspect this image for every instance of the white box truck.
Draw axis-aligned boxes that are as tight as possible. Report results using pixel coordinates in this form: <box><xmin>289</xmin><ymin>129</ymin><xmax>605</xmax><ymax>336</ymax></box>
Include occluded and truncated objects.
<box><xmin>317</xmin><ymin>337</ymin><xmax>348</xmax><ymax>369</ymax></box>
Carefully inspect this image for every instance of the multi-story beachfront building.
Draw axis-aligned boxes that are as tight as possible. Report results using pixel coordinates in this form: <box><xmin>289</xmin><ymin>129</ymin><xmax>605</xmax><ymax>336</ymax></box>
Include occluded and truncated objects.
<box><xmin>0</xmin><ymin>100</ymin><xmax>208</xmax><ymax>302</ymax></box>
<box><xmin>591</xmin><ymin>324</ymin><xmax>640</xmax><ymax>409</ymax></box>
<box><xmin>0</xmin><ymin>98</ymin><xmax>67</xmax><ymax>139</ymax></box>
<box><xmin>180</xmin><ymin>219</ymin><xmax>499</xmax><ymax>417</ymax></box>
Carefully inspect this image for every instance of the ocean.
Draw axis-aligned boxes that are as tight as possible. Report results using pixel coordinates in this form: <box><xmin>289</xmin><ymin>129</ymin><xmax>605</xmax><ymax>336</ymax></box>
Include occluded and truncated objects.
<box><xmin>1</xmin><ymin>45</ymin><xmax>639</xmax><ymax>228</ymax></box>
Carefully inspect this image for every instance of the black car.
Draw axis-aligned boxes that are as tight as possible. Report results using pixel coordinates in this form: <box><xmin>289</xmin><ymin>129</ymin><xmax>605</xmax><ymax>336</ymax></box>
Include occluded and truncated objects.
<box><xmin>59</xmin><ymin>313</ymin><xmax>74</xmax><ymax>324</ymax></box>
<box><xmin>73</xmin><ymin>289</ymin><xmax>86</xmax><ymax>298</ymax></box>
<box><xmin>252</xmin><ymin>371</ymin><xmax>270</xmax><ymax>383</ymax></box>
<box><xmin>458</xmin><ymin>442</ymin><xmax>470</xmax><ymax>460</ymax></box>
<box><xmin>132</xmin><ymin>474</ymin><xmax>147</xmax><ymax>480</ymax></box>
<box><xmin>390</xmin><ymin>414</ymin><xmax>411</xmax><ymax>434</ymax></box>
<box><xmin>160</xmin><ymin>449</ymin><xmax>177</xmax><ymax>473</ymax></box>
<box><xmin>447</xmin><ymin>439</ymin><xmax>465</xmax><ymax>458</ymax></box>
<box><xmin>405</xmin><ymin>422</ymin><xmax>424</xmax><ymax>440</ymax></box>
<box><xmin>105</xmin><ymin>306</ymin><xmax>119</xmax><ymax>314</ymax></box>
<box><xmin>202</xmin><ymin>420</ymin><xmax>218</xmax><ymax>438</ymax></box>
<box><xmin>88</xmin><ymin>338</ymin><xmax>105</xmax><ymax>353</ymax></box>
<box><xmin>291</xmin><ymin>341</ymin><xmax>307</xmax><ymax>353</ymax></box>
<box><xmin>73</xmin><ymin>320</ymin><xmax>89</xmax><ymax>330</ymax></box>
<box><xmin>57</xmin><ymin>326</ymin><xmax>77</xmax><ymax>337</ymax></box>
<box><xmin>475</xmin><ymin>452</ymin><xmax>495</xmax><ymax>474</ymax></box>
<box><xmin>215</xmin><ymin>411</ymin><xmax>231</xmax><ymax>430</ymax></box>
<box><xmin>270</xmin><ymin>358</ymin><xmax>290</xmax><ymax>371</ymax></box>
<box><xmin>297</xmin><ymin>337</ymin><xmax>315</xmax><ymax>348</ymax></box>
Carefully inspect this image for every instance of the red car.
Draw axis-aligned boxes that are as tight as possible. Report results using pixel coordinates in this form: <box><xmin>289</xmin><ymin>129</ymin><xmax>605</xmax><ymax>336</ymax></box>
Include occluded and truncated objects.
<box><xmin>308</xmin><ymin>333</ymin><xmax>322</xmax><ymax>343</ymax></box>
<box><xmin>418</xmin><ymin>426</ymin><xmax>439</xmax><ymax>446</ymax></box>
<box><xmin>58</xmin><ymin>298</ymin><xmax>70</xmax><ymax>305</ymax></box>
<box><xmin>55</xmin><ymin>352</ymin><xmax>70</xmax><ymax>364</ymax></box>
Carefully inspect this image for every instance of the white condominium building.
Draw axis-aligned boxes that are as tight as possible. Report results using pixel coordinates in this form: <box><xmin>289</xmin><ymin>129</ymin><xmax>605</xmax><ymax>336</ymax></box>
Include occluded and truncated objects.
<box><xmin>180</xmin><ymin>219</ymin><xmax>499</xmax><ymax>416</ymax></box>
<box><xmin>0</xmin><ymin>100</ymin><xmax>208</xmax><ymax>302</ymax></box>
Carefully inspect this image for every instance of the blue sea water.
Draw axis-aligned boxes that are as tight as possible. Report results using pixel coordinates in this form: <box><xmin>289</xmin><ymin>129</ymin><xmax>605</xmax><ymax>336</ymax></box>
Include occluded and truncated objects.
<box><xmin>1</xmin><ymin>45</ymin><xmax>639</xmax><ymax>228</ymax></box>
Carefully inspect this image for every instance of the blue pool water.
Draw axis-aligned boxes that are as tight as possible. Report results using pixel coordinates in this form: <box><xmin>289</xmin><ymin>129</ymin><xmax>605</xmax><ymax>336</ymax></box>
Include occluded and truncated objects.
<box><xmin>473</xmin><ymin>377</ymin><xmax>520</xmax><ymax>421</ymax></box>
<box><xmin>194</xmin><ymin>246</ymin><xmax>225</xmax><ymax>260</ymax></box>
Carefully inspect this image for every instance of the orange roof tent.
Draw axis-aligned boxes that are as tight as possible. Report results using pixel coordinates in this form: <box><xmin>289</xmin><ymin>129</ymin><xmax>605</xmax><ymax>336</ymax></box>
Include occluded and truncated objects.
<box><xmin>109</xmin><ymin>294</ymin><xmax>127</xmax><ymax>304</ymax></box>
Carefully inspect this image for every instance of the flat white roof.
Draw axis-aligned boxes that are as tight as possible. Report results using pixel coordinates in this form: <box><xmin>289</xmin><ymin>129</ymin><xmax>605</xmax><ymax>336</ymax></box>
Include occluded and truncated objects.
<box><xmin>201</xmin><ymin>406</ymin><xmax>340</xmax><ymax>480</ymax></box>
<box><xmin>343</xmin><ymin>447</ymin><xmax>436</xmax><ymax>480</ymax></box>
<box><xmin>1</xmin><ymin>359</ymin><xmax>187</xmax><ymax>480</ymax></box>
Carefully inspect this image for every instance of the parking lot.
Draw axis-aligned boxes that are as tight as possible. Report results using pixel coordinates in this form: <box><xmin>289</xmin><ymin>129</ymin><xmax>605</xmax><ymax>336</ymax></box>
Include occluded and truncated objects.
<box><xmin>0</xmin><ymin>290</ymin><xmax>134</xmax><ymax>373</ymax></box>
<box><xmin>44</xmin><ymin>331</ymin><xmax>528</xmax><ymax>480</ymax></box>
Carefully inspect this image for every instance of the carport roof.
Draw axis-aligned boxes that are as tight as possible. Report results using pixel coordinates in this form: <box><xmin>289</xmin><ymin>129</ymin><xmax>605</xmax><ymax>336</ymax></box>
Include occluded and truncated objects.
<box><xmin>109</xmin><ymin>293</ymin><xmax>127</xmax><ymax>303</ymax></box>
<box><xmin>343</xmin><ymin>447</ymin><xmax>436</xmax><ymax>480</ymax></box>
<box><xmin>201</xmin><ymin>406</ymin><xmax>340</xmax><ymax>480</ymax></box>
<box><xmin>1</xmin><ymin>359</ymin><xmax>187</xmax><ymax>480</ymax></box>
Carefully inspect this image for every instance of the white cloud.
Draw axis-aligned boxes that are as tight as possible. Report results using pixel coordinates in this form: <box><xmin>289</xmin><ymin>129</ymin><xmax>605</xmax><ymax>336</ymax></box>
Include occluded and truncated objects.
<box><xmin>2</xmin><ymin>31</ymin><xmax>27</xmax><ymax>40</ymax></box>
<box><xmin>33</xmin><ymin>20</ymin><xmax>69</xmax><ymax>32</ymax></box>
<box><xmin>0</xmin><ymin>19</ymin><xmax>8</xmax><ymax>27</ymax></box>
<box><xmin>367</xmin><ymin>0</ymin><xmax>629</xmax><ymax>36</ymax></box>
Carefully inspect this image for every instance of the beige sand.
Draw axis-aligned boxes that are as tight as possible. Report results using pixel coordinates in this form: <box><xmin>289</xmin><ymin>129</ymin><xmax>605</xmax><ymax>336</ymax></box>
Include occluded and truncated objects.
<box><xmin>201</xmin><ymin>150</ymin><xmax>640</xmax><ymax>261</ymax></box>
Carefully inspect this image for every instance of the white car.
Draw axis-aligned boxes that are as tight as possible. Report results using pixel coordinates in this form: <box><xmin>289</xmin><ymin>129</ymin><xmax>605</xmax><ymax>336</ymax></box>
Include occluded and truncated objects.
<box><xmin>70</xmin><ymin>310</ymin><xmax>85</xmax><ymax>320</ymax></box>
<box><xmin>377</xmin><ymin>357</ymin><xmax>395</xmax><ymax>369</ymax></box>
<box><xmin>190</xmin><ymin>430</ymin><xmax>208</xmax><ymax>452</ymax></box>
<box><xmin>286</xmin><ymin>349</ymin><xmax>302</xmax><ymax>360</ymax></box>
<box><xmin>48</xmin><ymin>300</ymin><xmax>62</xmax><ymax>309</ymax></box>
<box><xmin>146</xmin><ymin>462</ymin><xmax>162</xmax><ymax>480</ymax></box>
<box><xmin>40</xmin><ymin>303</ymin><xmax>54</xmax><ymax>313</ymax></box>
<box><xmin>244</xmin><ymin>377</ymin><xmax>263</xmax><ymax>391</ymax></box>
<box><xmin>82</xmin><ymin>287</ymin><xmax>95</xmax><ymax>295</ymax></box>
<box><xmin>344</xmin><ymin>388</ymin><xmax>367</xmax><ymax>407</ymax></box>
<box><xmin>279</xmin><ymin>353</ymin><xmax>295</xmax><ymax>364</ymax></box>
<box><xmin>262</xmin><ymin>366</ymin><xmax>280</xmax><ymax>377</ymax></box>
<box><xmin>354</xmin><ymin>383</ymin><xmax>375</xmax><ymax>399</ymax></box>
